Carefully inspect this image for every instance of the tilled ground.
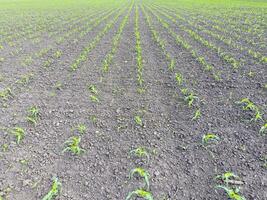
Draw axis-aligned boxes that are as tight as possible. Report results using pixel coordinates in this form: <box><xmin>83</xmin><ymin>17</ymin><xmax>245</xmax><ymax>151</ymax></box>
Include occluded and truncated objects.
<box><xmin>0</xmin><ymin>1</ymin><xmax>266</xmax><ymax>200</ymax></box>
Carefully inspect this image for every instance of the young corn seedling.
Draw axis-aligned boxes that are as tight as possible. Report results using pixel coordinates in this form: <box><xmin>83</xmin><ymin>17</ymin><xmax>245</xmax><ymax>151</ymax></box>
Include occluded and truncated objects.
<box><xmin>70</xmin><ymin>63</ymin><xmax>78</xmax><ymax>71</ymax></box>
<box><xmin>181</xmin><ymin>88</ymin><xmax>188</xmax><ymax>95</ymax></box>
<box><xmin>216</xmin><ymin>185</ymin><xmax>245</xmax><ymax>200</ymax></box>
<box><xmin>2</xmin><ymin>143</ymin><xmax>8</xmax><ymax>152</ymax></box>
<box><xmin>237</xmin><ymin>98</ymin><xmax>255</xmax><ymax>111</ymax></box>
<box><xmin>55</xmin><ymin>82</ymin><xmax>62</xmax><ymax>90</ymax></box>
<box><xmin>0</xmin><ymin>87</ymin><xmax>12</xmax><ymax>100</ymax></box>
<box><xmin>10</xmin><ymin>127</ymin><xmax>25</xmax><ymax>144</ymax></box>
<box><xmin>130</xmin><ymin>167</ymin><xmax>150</xmax><ymax>190</ymax></box>
<box><xmin>18</xmin><ymin>73</ymin><xmax>34</xmax><ymax>85</ymax></box>
<box><xmin>184</xmin><ymin>92</ymin><xmax>198</xmax><ymax>108</ymax></box>
<box><xmin>254</xmin><ymin>109</ymin><xmax>263</xmax><ymax>122</ymax></box>
<box><xmin>247</xmin><ymin>70</ymin><xmax>255</xmax><ymax>78</ymax></box>
<box><xmin>44</xmin><ymin>60</ymin><xmax>52</xmax><ymax>68</ymax></box>
<box><xmin>75</xmin><ymin>124</ymin><xmax>86</xmax><ymax>134</ymax></box>
<box><xmin>169</xmin><ymin>59</ymin><xmax>175</xmax><ymax>71</ymax></box>
<box><xmin>53</xmin><ymin>50</ymin><xmax>62</xmax><ymax>59</ymax></box>
<box><xmin>63</xmin><ymin>136</ymin><xmax>85</xmax><ymax>155</ymax></box>
<box><xmin>175</xmin><ymin>72</ymin><xmax>183</xmax><ymax>85</ymax></box>
<box><xmin>90</xmin><ymin>95</ymin><xmax>99</xmax><ymax>103</ymax></box>
<box><xmin>89</xmin><ymin>115</ymin><xmax>97</xmax><ymax>124</ymax></box>
<box><xmin>134</xmin><ymin>115</ymin><xmax>143</xmax><ymax>126</ymax></box>
<box><xmin>137</xmin><ymin>87</ymin><xmax>146</xmax><ymax>94</ymax></box>
<box><xmin>201</xmin><ymin>133</ymin><xmax>218</xmax><ymax>158</ymax></box>
<box><xmin>202</xmin><ymin>133</ymin><xmax>220</xmax><ymax>145</ymax></box>
<box><xmin>126</xmin><ymin>189</ymin><xmax>153</xmax><ymax>200</ymax></box>
<box><xmin>27</xmin><ymin>106</ymin><xmax>40</xmax><ymax>125</ymax></box>
<box><xmin>130</xmin><ymin>147</ymin><xmax>149</xmax><ymax>162</ymax></box>
<box><xmin>236</xmin><ymin>98</ymin><xmax>262</xmax><ymax>121</ymax></box>
<box><xmin>213</xmin><ymin>71</ymin><xmax>222</xmax><ymax>81</ymax></box>
<box><xmin>192</xmin><ymin>109</ymin><xmax>201</xmax><ymax>120</ymax></box>
<box><xmin>102</xmin><ymin>59</ymin><xmax>110</xmax><ymax>73</ymax></box>
<box><xmin>216</xmin><ymin>172</ymin><xmax>243</xmax><ymax>186</ymax></box>
<box><xmin>42</xmin><ymin>177</ymin><xmax>61</xmax><ymax>200</ymax></box>
<box><xmin>88</xmin><ymin>84</ymin><xmax>98</xmax><ymax>94</ymax></box>
<box><xmin>259</xmin><ymin>123</ymin><xmax>267</xmax><ymax>135</ymax></box>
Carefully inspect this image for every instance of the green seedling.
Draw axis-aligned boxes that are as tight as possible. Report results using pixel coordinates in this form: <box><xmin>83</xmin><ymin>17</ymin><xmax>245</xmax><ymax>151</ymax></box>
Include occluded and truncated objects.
<box><xmin>213</xmin><ymin>71</ymin><xmax>222</xmax><ymax>81</ymax></box>
<box><xmin>102</xmin><ymin>60</ymin><xmax>109</xmax><ymax>73</ymax></box>
<box><xmin>55</xmin><ymin>82</ymin><xmax>62</xmax><ymax>90</ymax></box>
<box><xmin>236</xmin><ymin>98</ymin><xmax>263</xmax><ymax>121</ymax></box>
<box><xmin>54</xmin><ymin>50</ymin><xmax>62</xmax><ymax>59</ymax></box>
<box><xmin>216</xmin><ymin>185</ymin><xmax>245</xmax><ymax>200</ymax></box>
<box><xmin>27</xmin><ymin>106</ymin><xmax>39</xmax><ymax>125</ymax></box>
<box><xmin>192</xmin><ymin>109</ymin><xmax>201</xmax><ymax>120</ymax></box>
<box><xmin>126</xmin><ymin>189</ymin><xmax>153</xmax><ymax>200</ymax></box>
<box><xmin>2</xmin><ymin>143</ymin><xmax>9</xmax><ymax>152</ymax></box>
<box><xmin>0</xmin><ymin>87</ymin><xmax>12</xmax><ymax>100</ymax></box>
<box><xmin>70</xmin><ymin>63</ymin><xmax>78</xmax><ymax>71</ymax></box>
<box><xmin>237</xmin><ymin>98</ymin><xmax>255</xmax><ymax>111</ymax></box>
<box><xmin>184</xmin><ymin>92</ymin><xmax>197</xmax><ymax>107</ymax></box>
<box><xmin>137</xmin><ymin>74</ymin><xmax>144</xmax><ymax>86</ymax></box>
<box><xmin>42</xmin><ymin>177</ymin><xmax>61</xmax><ymax>200</ymax></box>
<box><xmin>18</xmin><ymin>73</ymin><xmax>33</xmax><ymax>85</ymax></box>
<box><xmin>23</xmin><ymin>56</ymin><xmax>33</xmax><ymax>66</ymax></box>
<box><xmin>137</xmin><ymin>87</ymin><xmax>146</xmax><ymax>94</ymax></box>
<box><xmin>175</xmin><ymin>72</ymin><xmax>183</xmax><ymax>85</ymax></box>
<box><xmin>216</xmin><ymin>172</ymin><xmax>241</xmax><ymax>186</ymax></box>
<box><xmin>216</xmin><ymin>172</ymin><xmax>238</xmax><ymax>184</ymax></box>
<box><xmin>43</xmin><ymin>60</ymin><xmax>52</xmax><ymax>68</ymax></box>
<box><xmin>130</xmin><ymin>167</ymin><xmax>150</xmax><ymax>190</ymax></box>
<box><xmin>259</xmin><ymin>123</ymin><xmax>267</xmax><ymax>135</ymax></box>
<box><xmin>88</xmin><ymin>84</ymin><xmax>98</xmax><ymax>94</ymax></box>
<box><xmin>134</xmin><ymin>115</ymin><xmax>142</xmax><ymax>126</ymax></box>
<box><xmin>130</xmin><ymin>147</ymin><xmax>149</xmax><ymax>162</ymax></box>
<box><xmin>247</xmin><ymin>70</ymin><xmax>255</xmax><ymax>78</ymax></box>
<box><xmin>169</xmin><ymin>59</ymin><xmax>175</xmax><ymax>71</ymax></box>
<box><xmin>254</xmin><ymin>109</ymin><xmax>263</xmax><ymax>121</ymax></box>
<box><xmin>20</xmin><ymin>159</ymin><xmax>29</xmax><ymax>165</ymax></box>
<box><xmin>204</xmin><ymin>64</ymin><xmax>214</xmax><ymax>71</ymax></box>
<box><xmin>90</xmin><ymin>95</ymin><xmax>99</xmax><ymax>102</ymax></box>
<box><xmin>89</xmin><ymin>115</ymin><xmax>97</xmax><ymax>124</ymax></box>
<box><xmin>202</xmin><ymin>133</ymin><xmax>220</xmax><ymax>145</ymax></box>
<box><xmin>10</xmin><ymin>127</ymin><xmax>25</xmax><ymax>144</ymax></box>
<box><xmin>181</xmin><ymin>88</ymin><xmax>188</xmax><ymax>95</ymax></box>
<box><xmin>76</xmin><ymin>124</ymin><xmax>86</xmax><ymax>134</ymax></box>
<box><xmin>63</xmin><ymin>136</ymin><xmax>84</xmax><ymax>155</ymax></box>
<box><xmin>49</xmin><ymin>92</ymin><xmax>56</xmax><ymax>97</ymax></box>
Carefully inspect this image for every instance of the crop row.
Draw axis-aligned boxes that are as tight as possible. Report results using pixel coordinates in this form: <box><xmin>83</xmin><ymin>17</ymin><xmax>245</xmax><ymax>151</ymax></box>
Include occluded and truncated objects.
<box><xmin>145</xmin><ymin>5</ymin><xmax>222</xmax><ymax>81</ymax></box>
<box><xmin>141</xmin><ymin>5</ymin><xmax>201</xmax><ymax>120</ymax></box>
<box><xmin>0</xmin><ymin>8</ymin><xmax>123</xmax><ymax>107</ymax></box>
<box><xmin>150</xmin><ymin>4</ymin><xmax>267</xmax><ymax>63</ymax></box>
<box><xmin>153</xmin><ymin>4</ymin><xmax>266</xmax><ymax>52</ymax></box>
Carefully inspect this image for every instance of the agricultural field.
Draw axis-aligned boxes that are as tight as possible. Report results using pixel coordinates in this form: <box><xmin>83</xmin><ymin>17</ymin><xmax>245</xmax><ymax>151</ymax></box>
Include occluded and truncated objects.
<box><xmin>0</xmin><ymin>0</ymin><xmax>266</xmax><ymax>199</ymax></box>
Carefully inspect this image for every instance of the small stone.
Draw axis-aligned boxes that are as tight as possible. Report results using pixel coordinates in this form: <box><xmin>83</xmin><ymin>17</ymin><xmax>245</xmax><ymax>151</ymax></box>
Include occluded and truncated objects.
<box><xmin>154</xmin><ymin>170</ymin><xmax>160</xmax><ymax>176</ymax></box>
